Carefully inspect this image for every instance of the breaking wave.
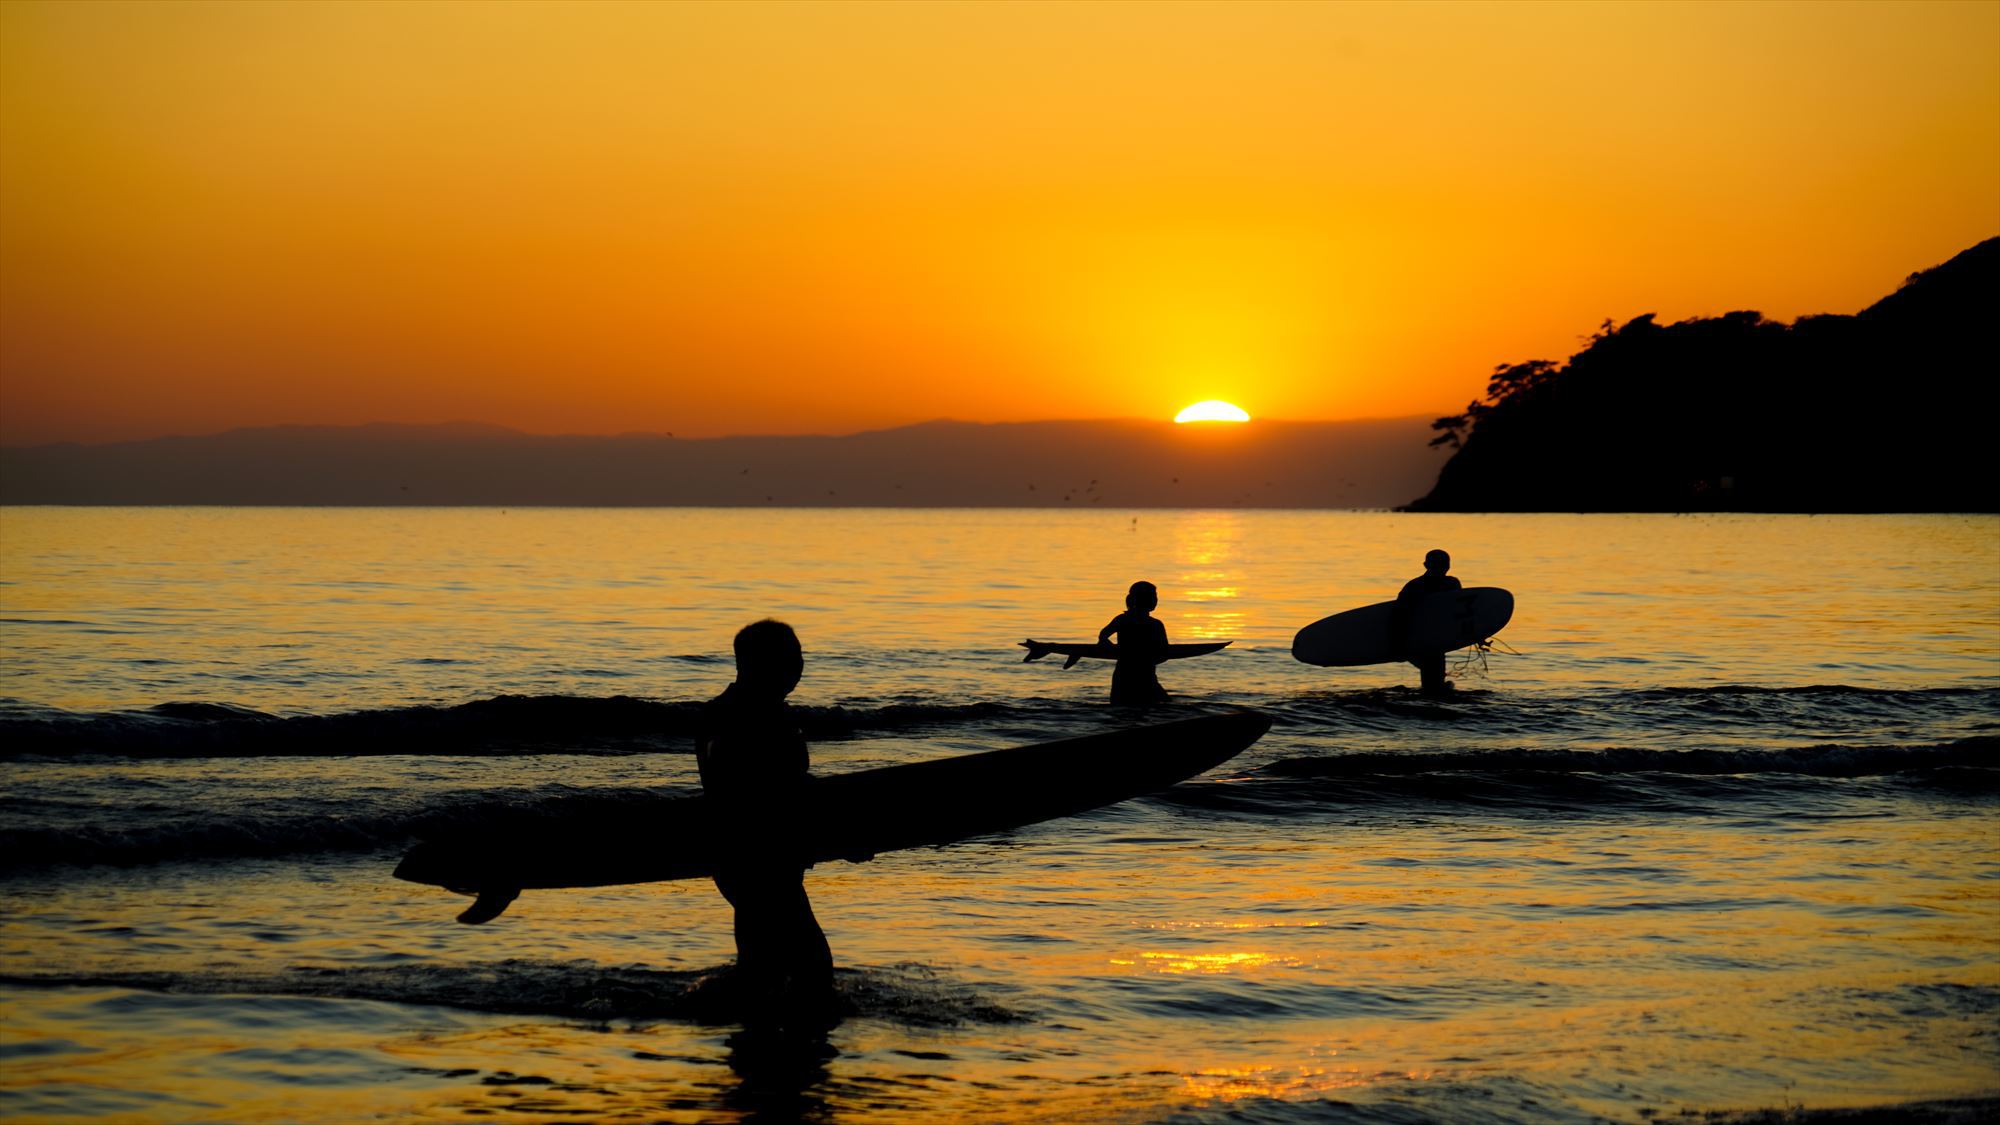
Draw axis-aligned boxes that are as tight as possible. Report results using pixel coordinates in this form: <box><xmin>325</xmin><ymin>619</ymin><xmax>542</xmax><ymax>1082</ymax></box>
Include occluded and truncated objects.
<box><xmin>1261</xmin><ymin>736</ymin><xmax>1999</xmax><ymax>779</ymax></box>
<box><xmin>4</xmin><ymin>684</ymin><xmax>1994</xmax><ymax>760</ymax></box>
<box><xmin>0</xmin><ymin>694</ymin><xmax>1036</xmax><ymax>759</ymax></box>
<box><xmin>0</xmin><ymin>959</ymin><xmax>1028</xmax><ymax>1027</ymax></box>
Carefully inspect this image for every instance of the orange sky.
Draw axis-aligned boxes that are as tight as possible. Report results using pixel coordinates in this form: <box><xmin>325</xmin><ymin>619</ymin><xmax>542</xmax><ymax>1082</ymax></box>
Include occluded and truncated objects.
<box><xmin>2</xmin><ymin>1</ymin><xmax>1996</xmax><ymax>445</ymax></box>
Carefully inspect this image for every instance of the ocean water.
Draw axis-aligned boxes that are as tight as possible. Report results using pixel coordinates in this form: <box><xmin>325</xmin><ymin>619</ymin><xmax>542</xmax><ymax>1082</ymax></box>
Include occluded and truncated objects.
<box><xmin>0</xmin><ymin>507</ymin><xmax>1994</xmax><ymax>1123</ymax></box>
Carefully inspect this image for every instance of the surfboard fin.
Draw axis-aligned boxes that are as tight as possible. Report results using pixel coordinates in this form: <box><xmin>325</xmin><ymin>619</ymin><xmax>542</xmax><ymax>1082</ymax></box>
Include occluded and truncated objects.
<box><xmin>1062</xmin><ymin>653</ymin><xmax>1083</xmax><ymax>669</ymax></box>
<box><xmin>1020</xmin><ymin>640</ymin><xmax>1051</xmax><ymax>663</ymax></box>
<box><xmin>456</xmin><ymin>887</ymin><xmax>520</xmax><ymax>925</ymax></box>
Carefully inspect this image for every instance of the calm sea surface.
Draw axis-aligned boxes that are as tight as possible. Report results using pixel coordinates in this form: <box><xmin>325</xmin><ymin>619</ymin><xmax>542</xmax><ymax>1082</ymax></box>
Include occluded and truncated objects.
<box><xmin>1</xmin><ymin>508</ymin><xmax>1995</xmax><ymax>1123</ymax></box>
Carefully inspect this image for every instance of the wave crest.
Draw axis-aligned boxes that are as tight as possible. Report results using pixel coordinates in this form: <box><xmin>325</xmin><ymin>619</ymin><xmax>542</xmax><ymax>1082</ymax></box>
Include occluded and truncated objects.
<box><xmin>1262</xmin><ymin>737</ymin><xmax>1998</xmax><ymax>779</ymax></box>
<box><xmin>0</xmin><ymin>960</ymin><xmax>1028</xmax><ymax>1026</ymax></box>
<box><xmin>0</xmin><ymin>694</ymin><xmax>1034</xmax><ymax>759</ymax></box>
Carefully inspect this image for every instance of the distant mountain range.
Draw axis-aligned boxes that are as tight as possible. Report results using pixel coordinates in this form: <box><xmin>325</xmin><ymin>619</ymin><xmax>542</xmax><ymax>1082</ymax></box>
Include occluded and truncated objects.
<box><xmin>0</xmin><ymin>416</ymin><xmax>1447</xmax><ymax>508</ymax></box>
<box><xmin>1407</xmin><ymin>236</ymin><xmax>1999</xmax><ymax>512</ymax></box>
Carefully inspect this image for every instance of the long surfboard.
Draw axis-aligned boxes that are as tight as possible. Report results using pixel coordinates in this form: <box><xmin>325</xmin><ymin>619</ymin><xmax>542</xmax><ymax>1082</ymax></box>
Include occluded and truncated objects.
<box><xmin>1020</xmin><ymin>639</ymin><xmax>1231</xmax><ymax>669</ymax></box>
<box><xmin>395</xmin><ymin>710</ymin><xmax>1271</xmax><ymax>923</ymax></box>
<box><xmin>1291</xmin><ymin>587</ymin><xmax>1514</xmax><ymax>667</ymax></box>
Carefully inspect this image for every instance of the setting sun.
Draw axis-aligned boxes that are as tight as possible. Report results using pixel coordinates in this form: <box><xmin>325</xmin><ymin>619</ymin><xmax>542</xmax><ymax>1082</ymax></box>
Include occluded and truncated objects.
<box><xmin>1175</xmin><ymin>400</ymin><xmax>1251</xmax><ymax>424</ymax></box>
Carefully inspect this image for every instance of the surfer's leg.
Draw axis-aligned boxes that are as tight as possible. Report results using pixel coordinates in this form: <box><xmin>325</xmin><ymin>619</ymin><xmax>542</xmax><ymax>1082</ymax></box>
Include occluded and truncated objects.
<box><xmin>719</xmin><ymin>867</ymin><xmax>829</xmax><ymax>988</ymax></box>
<box><xmin>715</xmin><ymin>870</ymin><xmax>782</xmax><ymax>980</ymax></box>
<box><xmin>1414</xmin><ymin>652</ymin><xmax>1449</xmax><ymax>692</ymax></box>
<box><xmin>785</xmin><ymin>880</ymin><xmax>834</xmax><ymax>992</ymax></box>
<box><xmin>721</xmin><ymin>868</ymin><xmax>835</xmax><ymax>1028</ymax></box>
<box><xmin>1109</xmin><ymin>663</ymin><xmax>1142</xmax><ymax>705</ymax></box>
<box><xmin>772</xmin><ymin>876</ymin><xmax>836</xmax><ymax>1028</ymax></box>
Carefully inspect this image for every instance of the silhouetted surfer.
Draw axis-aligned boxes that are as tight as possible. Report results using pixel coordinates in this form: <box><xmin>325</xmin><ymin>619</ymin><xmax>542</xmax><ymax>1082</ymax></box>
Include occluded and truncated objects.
<box><xmin>1099</xmin><ymin>581</ymin><xmax>1170</xmax><ymax>705</ymax></box>
<box><xmin>1393</xmin><ymin>549</ymin><xmax>1461</xmax><ymax>694</ymax></box>
<box><xmin>698</xmin><ymin>619</ymin><xmax>835</xmax><ymax>1027</ymax></box>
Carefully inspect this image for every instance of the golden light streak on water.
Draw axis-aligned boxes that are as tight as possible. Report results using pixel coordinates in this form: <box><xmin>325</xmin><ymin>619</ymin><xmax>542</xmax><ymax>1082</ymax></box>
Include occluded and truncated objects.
<box><xmin>1109</xmin><ymin>950</ymin><xmax>1293</xmax><ymax>974</ymax></box>
<box><xmin>1179</xmin><ymin>1060</ymin><xmax>1440</xmax><ymax>1104</ymax></box>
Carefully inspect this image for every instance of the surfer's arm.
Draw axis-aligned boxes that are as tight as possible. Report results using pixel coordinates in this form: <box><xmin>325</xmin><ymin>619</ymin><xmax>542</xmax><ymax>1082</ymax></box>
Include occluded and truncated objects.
<box><xmin>699</xmin><ymin>727</ymin><xmax>807</xmax><ymax>796</ymax></box>
<box><xmin>1390</xmin><ymin>581</ymin><xmax>1423</xmax><ymax>656</ymax></box>
<box><xmin>1097</xmin><ymin>614</ymin><xmax>1123</xmax><ymax>645</ymax></box>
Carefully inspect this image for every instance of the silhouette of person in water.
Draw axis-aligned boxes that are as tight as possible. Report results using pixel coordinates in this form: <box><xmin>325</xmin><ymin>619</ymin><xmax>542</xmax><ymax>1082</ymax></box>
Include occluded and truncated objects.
<box><xmin>698</xmin><ymin>619</ymin><xmax>836</xmax><ymax>1026</ymax></box>
<box><xmin>1393</xmin><ymin>549</ymin><xmax>1462</xmax><ymax>694</ymax></box>
<box><xmin>1099</xmin><ymin>580</ymin><xmax>1171</xmax><ymax>705</ymax></box>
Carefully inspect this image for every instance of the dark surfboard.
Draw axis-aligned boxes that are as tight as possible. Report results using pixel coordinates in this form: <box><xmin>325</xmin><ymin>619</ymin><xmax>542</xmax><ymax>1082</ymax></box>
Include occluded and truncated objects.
<box><xmin>1020</xmin><ymin>639</ymin><xmax>1231</xmax><ymax>669</ymax></box>
<box><xmin>1291</xmin><ymin>587</ymin><xmax>1514</xmax><ymax>667</ymax></box>
<box><xmin>395</xmin><ymin>710</ymin><xmax>1270</xmax><ymax>923</ymax></box>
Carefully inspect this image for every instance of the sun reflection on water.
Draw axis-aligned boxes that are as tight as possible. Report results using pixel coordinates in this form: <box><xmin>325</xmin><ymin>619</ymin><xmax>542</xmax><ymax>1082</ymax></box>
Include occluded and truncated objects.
<box><xmin>1140</xmin><ymin>919</ymin><xmax>1330</xmax><ymax>931</ymax></box>
<box><xmin>1111</xmin><ymin>950</ymin><xmax>1293</xmax><ymax>974</ymax></box>
<box><xmin>1171</xmin><ymin>512</ymin><xmax>1248</xmax><ymax>641</ymax></box>
<box><xmin>1180</xmin><ymin>1060</ymin><xmax>1439</xmax><ymax>1104</ymax></box>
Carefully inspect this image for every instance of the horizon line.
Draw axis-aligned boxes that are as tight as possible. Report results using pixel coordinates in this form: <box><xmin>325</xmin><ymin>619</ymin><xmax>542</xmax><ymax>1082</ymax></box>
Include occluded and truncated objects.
<box><xmin>2</xmin><ymin>412</ymin><xmax>1449</xmax><ymax>450</ymax></box>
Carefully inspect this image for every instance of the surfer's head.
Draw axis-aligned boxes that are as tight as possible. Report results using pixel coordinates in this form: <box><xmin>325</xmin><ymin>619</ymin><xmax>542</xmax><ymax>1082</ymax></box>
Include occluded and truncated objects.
<box><xmin>1424</xmin><ymin>549</ymin><xmax>1451</xmax><ymax>574</ymax></box>
<box><xmin>1126</xmin><ymin>580</ymin><xmax>1158</xmax><ymax>613</ymax></box>
<box><xmin>733</xmin><ymin>618</ymin><xmax>803</xmax><ymax>697</ymax></box>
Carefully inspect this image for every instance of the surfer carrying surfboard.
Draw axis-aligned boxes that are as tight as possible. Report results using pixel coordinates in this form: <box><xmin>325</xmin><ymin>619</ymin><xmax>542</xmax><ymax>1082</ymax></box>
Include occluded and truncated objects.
<box><xmin>1393</xmin><ymin>550</ymin><xmax>1462</xmax><ymax>693</ymax></box>
<box><xmin>696</xmin><ymin>619</ymin><xmax>836</xmax><ymax>1026</ymax></box>
<box><xmin>1098</xmin><ymin>581</ymin><xmax>1171</xmax><ymax>705</ymax></box>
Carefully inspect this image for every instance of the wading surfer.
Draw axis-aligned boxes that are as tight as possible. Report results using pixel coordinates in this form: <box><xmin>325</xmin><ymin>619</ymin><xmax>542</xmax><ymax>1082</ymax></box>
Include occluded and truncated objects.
<box><xmin>1099</xmin><ymin>581</ymin><xmax>1171</xmax><ymax>705</ymax></box>
<box><xmin>698</xmin><ymin>619</ymin><xmax>836</xmax><ymax>1026</ymax></box>
<box><xmin>1393</xmin><ymin>549</ymin><xmax>1462</xmax><ymax>694</ymax></box>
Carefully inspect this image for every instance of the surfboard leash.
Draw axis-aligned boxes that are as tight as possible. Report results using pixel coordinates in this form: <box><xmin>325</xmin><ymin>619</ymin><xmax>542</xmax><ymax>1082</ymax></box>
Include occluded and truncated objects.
<box><xmin>1450</xmin><ymin>636</ymin><xmax>1522</xmax><ymax>678</ymax></box>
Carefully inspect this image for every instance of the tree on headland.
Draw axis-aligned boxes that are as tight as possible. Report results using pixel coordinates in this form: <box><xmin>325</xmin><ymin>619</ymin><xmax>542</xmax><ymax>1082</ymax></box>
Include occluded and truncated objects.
<box><xmin>1427</xmin><ymin>358</ymin><xmax>1560</xmax><ymax>450</ymax></box>
<box><xmin>1404</xmin><ymin>237</ymin><xmax>1999</xmax><ymax>512</ymax></box>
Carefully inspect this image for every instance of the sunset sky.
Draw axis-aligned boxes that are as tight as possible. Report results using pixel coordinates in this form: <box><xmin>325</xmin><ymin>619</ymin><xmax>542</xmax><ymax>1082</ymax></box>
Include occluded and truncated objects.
<box><xmin>1</xmin><ymin>1</ymin><xmax>1995</xmax><ymax>445</ymax></box>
